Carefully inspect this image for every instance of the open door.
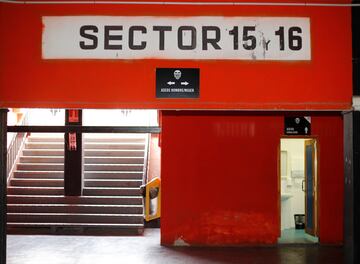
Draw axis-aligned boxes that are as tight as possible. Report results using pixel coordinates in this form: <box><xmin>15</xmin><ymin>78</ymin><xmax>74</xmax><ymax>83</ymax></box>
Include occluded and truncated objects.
<box><xmin>304</xmin><ymin>139</ymin><xmax>317</xmax><ymax>236</ymax></box>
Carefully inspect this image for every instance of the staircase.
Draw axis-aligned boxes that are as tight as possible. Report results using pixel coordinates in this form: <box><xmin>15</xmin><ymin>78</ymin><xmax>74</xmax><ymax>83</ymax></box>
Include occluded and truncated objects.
<box><xmin>7</xmin><ymin>134</ymin><xmax>147</xmax><ymax>235</ymax></box>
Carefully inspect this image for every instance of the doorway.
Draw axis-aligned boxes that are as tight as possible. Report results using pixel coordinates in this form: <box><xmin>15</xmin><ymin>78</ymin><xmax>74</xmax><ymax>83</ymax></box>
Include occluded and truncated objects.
<box><xmin>278</xmin><ymin>138</ymin><xmax>319</xmax><ymax>244</ymax></box>
<box><xmin>4</xmin><ymin>108</ymin><xmax>161</xmax><ymax>235</ymax></box>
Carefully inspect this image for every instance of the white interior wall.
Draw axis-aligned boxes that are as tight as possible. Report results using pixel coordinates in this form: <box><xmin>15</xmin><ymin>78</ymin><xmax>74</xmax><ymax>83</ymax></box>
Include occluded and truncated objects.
<box><xmin>83</xmin><ymin>109</ymin><xmax>158</xmax><ymax>126</ymax></box>
<box><xmin>27</xmin><ymin>109</ymin><xmax>65</xmax><ymax>126</ymax></box>
<box><xmin>20</xmin><ymin>109</ymin><xmax>158</xmax><ymax>127</ymax></box>
<box><xmin>7</xmin><ymin>110</ymin><xmax>18</xmax><ymax>148</ymax></box>
<box><xmin>280</xmin><ymin>138</ymin><xmax>306</xmax><ymax>230</ymax></box>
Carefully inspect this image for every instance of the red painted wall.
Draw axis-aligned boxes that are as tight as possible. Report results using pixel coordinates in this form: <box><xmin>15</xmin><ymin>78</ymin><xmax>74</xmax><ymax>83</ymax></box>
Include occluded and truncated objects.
<box><xmin>147</xmin><ymin>134</ymin><xmax>161</xmax><ymax>182</ymax></box>
<box><xmin>5</xmin><ymin>0</ymin><xmax>352</xmax><ymax>3</ymax></box>
<box><xmin>312</xmin><ymin>115</ymin><xmax>344</xmax><ymax>244</ymax></box>
<box><xmin>0</xmin><ymin>2</ymin><xmax>352</xmax><ymax>110</ymax></box>
<box><xmin>161</xmin><ymin>111</ymin><xmax>343</xmax><ymax>245</ymax></box>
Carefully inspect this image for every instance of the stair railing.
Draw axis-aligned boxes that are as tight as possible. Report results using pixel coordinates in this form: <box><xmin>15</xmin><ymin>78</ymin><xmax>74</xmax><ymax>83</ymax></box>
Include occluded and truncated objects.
<box><xmin>143</xmin><ymin>133</ymin><xmax>150</xmax><ymax>185</ymax></box>
<box><xmin>142</xmin><ymin>133</ymin><xmax>161</xmax><ymax>221</ymax></box>
<box><xmin>7</xmin><ymin>113</ymin><xmax>28</xmax><ymax>184</ymax></box>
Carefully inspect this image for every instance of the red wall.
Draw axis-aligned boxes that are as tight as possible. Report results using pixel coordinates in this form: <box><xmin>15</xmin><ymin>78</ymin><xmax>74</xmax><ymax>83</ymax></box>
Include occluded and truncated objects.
<box><xmin>161</xmin><ymin>111</ymin><xmax>343</xmax><ymax>245</ymax></box>
<box><xmin>147</xmin><ymin>134</ymin><xmax>161</xmax><ymax>182</ymax></box>
<box><xmin>0</xmin><ymin>2</ymin><xmax>352</xmax><ymax>110</ymax></box>
<box><xmin>313</xmin><ymin>114</ymin><xmax>344</xmax><ymax>244</ymax></box>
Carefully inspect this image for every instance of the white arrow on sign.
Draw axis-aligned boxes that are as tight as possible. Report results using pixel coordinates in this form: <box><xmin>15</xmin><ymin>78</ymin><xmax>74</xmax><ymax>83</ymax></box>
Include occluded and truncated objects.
<box><xmin>181</xmin><ymin>81</ymin><xmax>189</xmax><ymax>86</ymax></box>
<box><xmin>167</xmin><ymin>81</ymin><xmax>175</xmax><ymax>85</ymax></box>
<box><xmin>305</xmin><ymin>127</ymin><xmax>308</xmax><ymax>134</ymax></box>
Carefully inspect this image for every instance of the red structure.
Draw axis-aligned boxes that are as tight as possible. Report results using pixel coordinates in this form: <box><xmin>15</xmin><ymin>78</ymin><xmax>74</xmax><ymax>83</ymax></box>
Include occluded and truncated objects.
<box><xmin>161</xmin><ymin>112</ymin><xmax>343</xmax><ymax>245</ymax></box>
<box><xmin>0</xmin><ymin>1</ymin><xmax>351</xmax><ymax>110</ymax></box>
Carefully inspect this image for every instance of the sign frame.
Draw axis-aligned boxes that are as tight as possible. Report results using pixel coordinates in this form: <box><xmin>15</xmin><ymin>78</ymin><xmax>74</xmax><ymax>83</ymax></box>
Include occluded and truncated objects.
<box><xmin>284</xmin><ymin>116</ymin><xmax>312</xmax><ymax>135</ymax></box>
<box><xmin>156</xmin><ymin>68</ymin><xmax>200</xmax><ymax>99</ymax></box>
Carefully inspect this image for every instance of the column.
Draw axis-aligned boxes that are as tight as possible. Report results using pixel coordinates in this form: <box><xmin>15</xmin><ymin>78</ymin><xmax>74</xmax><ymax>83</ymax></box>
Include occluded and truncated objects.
<box><xmin>64</xmin><ymin>109</ymin><xmax>83</xmax><ymax>196</ymax></box>
<box><xmin>0</xmin><ymin>109</ymin><xmax>8</xmax><ymax>264</ymax></box>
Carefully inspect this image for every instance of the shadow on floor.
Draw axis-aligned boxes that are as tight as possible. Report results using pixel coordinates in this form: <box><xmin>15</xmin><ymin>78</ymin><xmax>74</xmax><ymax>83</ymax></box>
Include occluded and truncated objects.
<box><xmin>164</xmin><ymin>245</ymin><xmax>344</xmax><ymax>264</ymax></box>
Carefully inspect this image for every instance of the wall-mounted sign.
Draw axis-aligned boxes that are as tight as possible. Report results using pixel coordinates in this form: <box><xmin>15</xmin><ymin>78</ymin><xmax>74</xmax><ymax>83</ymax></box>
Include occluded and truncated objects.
<box><xmin>42</xmin><ymin>16</ymin><xmax>311</xmax><ymax>61</ymax></box>
<box><xmin>68</xmin><ymin>109</ymin><xmax>79</xmax><ymax>123</ymax></box>
<box><xmin>285</xmin><ymin>116</ymin><xmax>311</xmax><ymax>135</ymax></box>
<box><xmin>156</xmin><ymin>68</ymin><xmax>199</xmax><ymax>98</ymax></box>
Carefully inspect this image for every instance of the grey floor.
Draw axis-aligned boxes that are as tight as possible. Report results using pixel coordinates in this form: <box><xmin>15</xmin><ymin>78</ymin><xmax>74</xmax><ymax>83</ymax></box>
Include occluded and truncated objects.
<box><xmin>7</xmin><ymin>229</ymin><xmax>344</xmax><ymax>264</ymax></box>
<box><xmin>278</xmin><ymin>228</ymin><xmax>319</xmax><ymax>244</ymax></box>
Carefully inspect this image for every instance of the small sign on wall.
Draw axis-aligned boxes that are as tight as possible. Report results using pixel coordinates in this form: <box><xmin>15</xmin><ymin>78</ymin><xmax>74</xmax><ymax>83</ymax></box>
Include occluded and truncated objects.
<box><xmin>156</xmin><ymin>68</ymin><xmax>199</xmax><ymax>98</ymax></box>
<box><xmin>284</xmin><ymin>116</ymin><xmax>311</xmax><ymax>135</ymax></box>
<box><xmin>68</xmin><ymin>109</ymin><xmax>79</xmax><ymax>123</ymax></box>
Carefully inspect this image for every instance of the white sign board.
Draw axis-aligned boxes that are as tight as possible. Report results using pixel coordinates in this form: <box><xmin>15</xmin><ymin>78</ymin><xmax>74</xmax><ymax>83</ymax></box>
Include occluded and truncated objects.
<box><xmin>42</xmin><ymin>16</ymin><xmax>311</xmax><ymax>60</ymax></box>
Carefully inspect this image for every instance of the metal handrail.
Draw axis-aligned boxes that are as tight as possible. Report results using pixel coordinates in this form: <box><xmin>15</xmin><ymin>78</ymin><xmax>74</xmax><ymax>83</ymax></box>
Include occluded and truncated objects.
<box><xmin>143</xmin><ymin>134</ymin><xmax>151</xmax><ymax>185</ymax></box>
<box><xmin>6</xmin><ymin>113</ymin><xmax>28</xmax><ymax>182</ymax></box>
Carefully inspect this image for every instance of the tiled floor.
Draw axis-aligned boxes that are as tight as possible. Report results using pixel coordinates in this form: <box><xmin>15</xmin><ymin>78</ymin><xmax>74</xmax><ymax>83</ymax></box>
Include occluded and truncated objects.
<box><xmin>7</xmin><ymin>229</ymin><xmax>344</xmax><ymax>264</ymax></box>
<box><xmin>278</xmin><ymin>228</ymin><xmax>319</xmax><ymax>244</ymax></box>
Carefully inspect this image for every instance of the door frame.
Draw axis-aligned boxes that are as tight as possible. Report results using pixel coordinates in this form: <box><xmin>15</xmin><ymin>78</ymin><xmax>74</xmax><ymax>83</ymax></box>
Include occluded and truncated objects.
<box><xmin>278</xmin><ymin>136</ymin><xmax>320</xmax><ymax>241</ymax></box>
<box><xmin>304</xmin><ymin>139</ymin><xmax>318</xmax><ymax>236</ymax></box>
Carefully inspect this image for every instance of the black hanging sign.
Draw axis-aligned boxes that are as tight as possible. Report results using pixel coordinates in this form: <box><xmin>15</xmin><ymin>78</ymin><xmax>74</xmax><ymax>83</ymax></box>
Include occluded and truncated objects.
<box><xmin>284</xmin><ymin>116</ymin><xmax>311</xmax><ymax>135</ymax></box>
<box><xmin>156</xmin><ymin>68</ymin><xmax>200</xmax><ymax>98</ymax></box>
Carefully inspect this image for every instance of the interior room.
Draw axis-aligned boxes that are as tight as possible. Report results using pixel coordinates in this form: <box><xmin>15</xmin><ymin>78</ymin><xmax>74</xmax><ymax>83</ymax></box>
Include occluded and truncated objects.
<box><xmin>279</xmin><ymin>138</ymin><xmax>319</xmax><ymax>244</ymax></box>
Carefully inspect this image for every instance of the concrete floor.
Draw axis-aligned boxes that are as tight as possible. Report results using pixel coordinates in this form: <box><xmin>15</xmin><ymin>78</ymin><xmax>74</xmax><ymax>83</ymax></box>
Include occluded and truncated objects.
<box><xmin>7</xmin><ymin>229</ymin><xmax>344</xmax><ymax>264</ymax></box>
<box><xmin>278</xmin><ymin>228</ymin><xmax>319</xmax><ymax>244</ymax></box>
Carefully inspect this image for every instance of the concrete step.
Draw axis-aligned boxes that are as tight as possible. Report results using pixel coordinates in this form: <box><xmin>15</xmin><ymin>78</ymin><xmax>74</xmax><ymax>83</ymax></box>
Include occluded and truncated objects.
<box><xmin>20</xmin><ymin>156</ymin><xmax>64</xmax><ymax>163</ymax></box>
<box><xmin>84</xmin><ymin>143</ymin><xmax>145</xmax><ymax>150</ymax></box>
<box><xmin>19</xmin><ymin>156</ymin><xmax>144</xmax><ymax>164</ymax></box>
<box><xmin>84</xmin><ymin>171</ymin><xmax>143</xmax><ymax>179</ymax></box>
<box><xmin>28</xmin><ymin>136</ymin><xmax>146</xmax><ymax>143</ymax></box>
<box><xmin>18</xmin><ymin>160</ymin><xmax>145</xmax><ymax>174</ymax></box>
<box><xmin>84</xmin><ymin>150</ymin><xmax>144</xmax><ymax>157</ymax></box>
<box><xmin>7</xmin><ymin>222</ymin><xmax>144</xmax><ymax>235</ymax></box>
<box><xmin>7</xmin><ymin>187</ymin><xmax>64</xmax><ymax>195</ymax></box>
<box><xmin>10</xmin><ymin>178</ymin><xmax>64</xmax><ymax>187</ymax></box>
<box><xmin>27</xmin><ymin>137</ymin><xmax>64</xmax><ymax>143</ymax></box>
<box><xmin>84</xmin><ymin>164</ymin><xmax>143</xmax><ymax>171</ymax></box>
<box><xmin>22</xmin><ymin>149</ymin><xmax>64</xmax><ymax>156</ymax></box>
<box><xmin>85</xmin><ymin>137</ymin><xmax>146</xmax><ymax>143</ymax></box>
<box><xmin>7</xmin><ymin>213</ymin><xmax>144</xmax><ymax>224</ymax></box>
<box><xmin>25</xmin><ymin>142</ymin><xmax>63</xmax><ymax>150</ymax></box>
<box><xmin>25</xmin><ymin>142</ymin><xmax>145</xmax><ymax>150</ymax></box>
<box><xmin>84</xmin><ymin>157</ymin><xmax>144</xmax><ymax>164</ymax></box>
<box><xmin>83</xmin><ymin>187</ymin><xmax>140</xmax><ymax>196</ymax></box>
<box><xmin>84</xmin><ymin>179</ymin><xmax>142</xmax><ymax>188</ymax></box>
<box><xmin>7</xmin><ymin>195</ymin><xmax>143</xmax><ymax>205</ymax></box>
<box><xmin>17</xmin><ymin>163</ymin><xmax>64</xmax><ymax>171</ymax></box>
<box><xmin>13</xmin><ymin>171</ymin><xmax>64</xmax><ymax>179</ymax></box>
<box><xmin>7</xmin><ymin>204</ymin><xmax>143</xmax><ymax>214</ymax></box>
